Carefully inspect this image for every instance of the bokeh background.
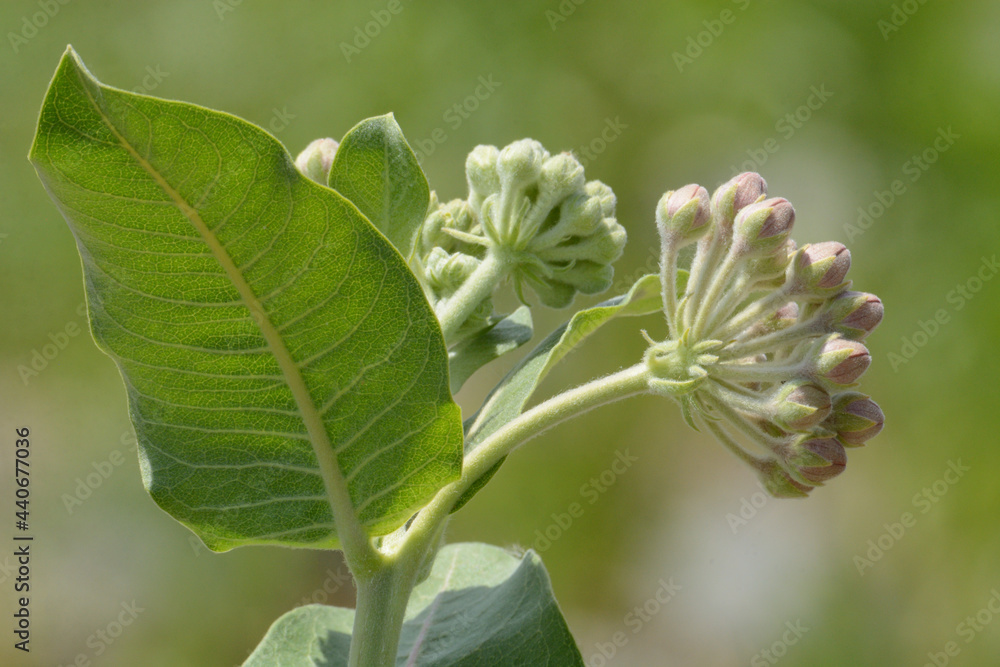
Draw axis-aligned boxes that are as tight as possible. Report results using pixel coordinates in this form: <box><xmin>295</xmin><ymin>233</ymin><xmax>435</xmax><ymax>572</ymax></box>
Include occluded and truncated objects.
<box><xmin>2</xmin><ymin>1</ymin><xmax>998</xmax><ymax>665</ymax></box>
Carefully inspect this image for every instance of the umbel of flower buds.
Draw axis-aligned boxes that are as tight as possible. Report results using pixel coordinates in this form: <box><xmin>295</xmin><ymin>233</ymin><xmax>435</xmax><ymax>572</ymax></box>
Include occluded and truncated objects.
<box><xmin>414</xmin><ymin>139</ymin><xmax>627</xmax><ymax>335</ymax></box>
<box><xmin>644</xmin><ymin>172</ymin><xmax>884</xmax><ymax>497</ymax></box>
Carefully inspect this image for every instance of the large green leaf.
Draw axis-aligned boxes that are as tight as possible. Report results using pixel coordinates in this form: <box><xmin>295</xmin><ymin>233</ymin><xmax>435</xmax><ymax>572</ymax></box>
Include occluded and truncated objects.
<box><xmin>452</xmin><ymin>274</ymin><xmax>663</xmax><ymax>512</ymax></box>
<box><xmin>447</xmin><ymin>306</ymin><xmax>533</xmax><ymax>394</ymax></box>
<box><xmin>243</xmin><ymin>542</ymin><xmax>584</xmax><ymax>666</ymax></box>
<box><xmin>328</xmin><ymin>114</ymin><xmax>429</xmax><ymax>259</ymax></box>
<box><xmin>29</xmin><ymin>47</ymin><xmax>463</xmax><ymax>551</ymax></box>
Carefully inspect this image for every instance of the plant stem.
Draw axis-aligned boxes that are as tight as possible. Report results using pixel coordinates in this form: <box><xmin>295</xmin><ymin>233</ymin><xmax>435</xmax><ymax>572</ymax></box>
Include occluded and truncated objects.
<box><xmin>435</xmin><ymin>249</ymin><xmax>510</xmax><ymax>343</ymax></box>
<box><xmin>398</xmin><ymin>363</ymin><xmax>651</xmax><ymax>565</ymax></box>
<box><xmin>346</xmin><ymin>364</ymin><xmax>651</xmax><ymax>665</ymax></box>
<box><xmin>348</xmin><ymin>557</ymin><xmax>421</xmax><ymax>667</ymax></box>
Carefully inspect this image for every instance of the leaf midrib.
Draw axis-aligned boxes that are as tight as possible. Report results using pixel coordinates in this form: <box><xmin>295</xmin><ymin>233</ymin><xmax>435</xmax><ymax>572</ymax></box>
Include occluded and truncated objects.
<box><xmin>70</xmin><ymin>62</ymin><xmax>360</xmax><ymax>547</ymax></box>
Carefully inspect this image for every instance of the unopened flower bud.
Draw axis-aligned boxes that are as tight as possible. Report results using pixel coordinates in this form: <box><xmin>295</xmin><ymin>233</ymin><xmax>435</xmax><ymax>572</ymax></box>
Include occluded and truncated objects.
<box><xmin>788</xmin><ymin>242</ymin><xmax>851</xmax><ymax>298</ymax></box>
<box><xmin>789</xmin><ymin>437</ymin><xmax>847</xmax><ymax>483</ymax></box>
<box><xmin>824</xmin><ymin>291</ymin><xmax>883</xmax><ymax>340</ymax></box>
<box><xmin>496</xmin><ymin>139</ymin><xmax>547</xmax><ymax>189</ymax></box>
<box><xmin>294</xmin><ymin>138</ymin><xmax>339</xmax><ymax>184</ymax></box>
<box><xmin>711</xmin><ymin>172</ymin><xmax>768</xmax><ymax>221</ymax></box>
<box><xmin>419</xmin><ymin>199</ymin><xmax>476</xmax><ymax>256</ymax></box>
<box><xmin>733</xmin><ymin>197</ymin><xmax>795</xmax><ymax>257</ymax></box>
<box><xmin>827</xmin><ymin>392</ymin><xmax>884</xmax><ymax>446</ymax></box>
<box><xmin>466</xmin><ymin>145</ymin><xmax>501</xmax><ymax>209</ymax></box>
<box><xmin>772</xmin><ymin>381</ymin><xmax>832</xmax><ymax>432</ymax></box>
<box><xmin>539</xmin><ymin>153</ymin><xmax>586</xmax><ymax>205</ymax></box>
<box><xmin>756</xmin><ymin>459</ymin><xmax>812</xmax><ymax>498</ymax></box>
<box><xmin>812</xmin><ymin>336</ymin><xmax>871</xmax><ymax>386</ymax></box>
<box><xmin>657</xmin><ymin>184</ymin><xmax>712</xmax><ymax>245</ymax></box>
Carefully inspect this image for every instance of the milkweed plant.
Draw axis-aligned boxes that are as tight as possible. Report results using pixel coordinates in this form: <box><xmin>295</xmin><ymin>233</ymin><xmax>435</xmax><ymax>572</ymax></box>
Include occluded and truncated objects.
<box><xmin>30</xmin><ymin>47</ymin><xmax>884</xmax><ymax>666</ymax></box>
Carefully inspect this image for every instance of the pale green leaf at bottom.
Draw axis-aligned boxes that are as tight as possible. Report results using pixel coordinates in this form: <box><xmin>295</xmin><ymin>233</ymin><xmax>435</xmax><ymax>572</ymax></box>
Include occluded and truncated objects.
<box><xmin>243</xmin><ymin>543</ymin><xmax>585</xmax><ymax>666</ymax></box>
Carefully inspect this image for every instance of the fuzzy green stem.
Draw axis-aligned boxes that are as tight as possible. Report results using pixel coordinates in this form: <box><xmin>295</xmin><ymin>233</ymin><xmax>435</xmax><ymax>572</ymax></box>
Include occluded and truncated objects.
<box><xmin>348</xmin><ymin>557</ymin><xmax>421</xmax><ymax>667</ymax></box>
<box><xmin>718</xmin><ymin>317</ymin><xmax>824</xmax><ymax>361</ymax></box>
<box><xmin>713</xmin><ymin>285</ymin><xmax>794</xmax><ymax>341</ymax></box>
<box><xmin>660</xmin><ymin>237</ymin><xmax>681</xmax><ymax>336</ymax></box>
<box><xmin>397</xmin><ymin>363</ymin><xmax>651</xmax><ymax>565</ymax></box>
<box><xmin>435</xmin><ymin>249</ymin><xmax>510</xmax><ymax>343</ymax></box>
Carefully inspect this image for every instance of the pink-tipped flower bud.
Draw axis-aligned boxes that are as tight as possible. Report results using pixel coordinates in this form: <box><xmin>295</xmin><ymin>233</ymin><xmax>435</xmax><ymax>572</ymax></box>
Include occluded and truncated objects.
<box><xmin>828</xmin><ymin>392</ymin><xmax>885</xmax><ymax>446</ymax></box>
<box><xmin>711</xmin><ymin>172</ymin><xmax>768</xmax><ymax>220</ymax></box>
<box><xmin>812</xmin><ymin>336</ymin><xmax>871</xmax><ymax>386</ymax></box>
<box><xmin>824</xmin><ymin>291</ymin><xmax>883</xmax><ymax>340</ymax></box>
<box><xmin>294</xmin><ymin>138</ymin><xmax>339</xmax><ymax>184</ymax></box>
<box><xmin>790</xmin><ymin>437</ymin><xmax>847</xmax><ymax>483</ymax></box>
<box><xmin>656</xmin><ymin>184</ymin><xmax>712</xmax><ymax>244</ymax></box>
<box><xmin>772</xmin><ymin>380</ymin><xmax>832</xmax><ymax>432</ymax></box>
<box><xmin>733</xmin><ymin>197</ymin><xmax>795</xmax><ymax>257</ymax></box>
<box><xmin>788</xmin><ymin>242</ymin><xmax>851</xmax><ymax>298</ymax></box>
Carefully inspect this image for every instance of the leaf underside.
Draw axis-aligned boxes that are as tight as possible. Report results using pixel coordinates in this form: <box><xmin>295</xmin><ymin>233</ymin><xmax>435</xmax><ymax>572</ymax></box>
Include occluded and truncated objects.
<box><xmin>29</xmin><ymin>47</ymin><xmax>463</xmax><ymax>551</ymax></box>
<box><xmin>243</xmin><ymin>542</ymin><xmax>585</xmax><ymax>666</ymax></box>
<box><xmin>448</xmin><ymin>307</ymin><xmax>534</xmax><ymax>394</ymax></box>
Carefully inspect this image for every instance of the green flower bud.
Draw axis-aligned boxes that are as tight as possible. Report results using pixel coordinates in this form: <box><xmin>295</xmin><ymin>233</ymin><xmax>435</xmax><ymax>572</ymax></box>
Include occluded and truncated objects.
<box><xmin>539</xmin><ymin>153</ymin><xmax>586</xmax><ymax>205</ymax></box>
<box><xmin>466</xmin><ymin>144</ymin><xmax>501</xmax><ymax>210</ymax></box>
<box><xmin>496</xmin><ymin>139</ymin><xmax>547</xmax><ymax>190</ymax></box>
<box><xmin>772</xmin><ymin>380</ymin><xmax>832</xmax><ymax>432</ymax></box>
<box><xmin>418</xmin><ymin>198</ymin><xmax>478</xmax><ymax>257</ymax></box>
<box><xmin>811</xmin><ymin>336</ymin><xmax>871</xmax><ymax>386</ymax></box>
<box><xmin>656</xmin><ymin>184</ymin><xmax>712</xmax><ymax>245</ymax></box>
<box><xmin>823</xmin><ymin>291</ymin><xmax>883</xmax><ymax>340</ymax></box>
<box><xmin>424</xmin><ymin>248</ymin><xmax>493</xmax><ymax>336</ymax></box>
<box><xmin>827</xmin><ymin>392</ymin><xmax>884</xmax><ymax>446</ymax></box>
<box><xmin>756</xmin><ymin>459</ymin><xmax>812</xmax><ymax>498</ymax></box>
<box><xmin>788</xmin><ymin>436</ymin><xmax>847</xmax><ymax>483</ymax></box>
<box><xmin>294</xmin><ymin>138</ymin><xmax>339</xmax><ymax>184</ymax></box>
<box><xmin>732</xmin><ymin>197</ymin><xmax>795</xmax><ymax>257</ymax></box>
<box><xmin>787</xmin><ymin>242</ymin><xmax>851</xmax><ymax>299</ymax></box>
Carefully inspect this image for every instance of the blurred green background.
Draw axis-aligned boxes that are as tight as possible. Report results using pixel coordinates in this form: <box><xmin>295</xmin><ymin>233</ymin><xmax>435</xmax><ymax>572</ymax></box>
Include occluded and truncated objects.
<box><xmin>2</xmin><ymin>1</ymin><xmax>998</xmax><ymax>665</ymax></box>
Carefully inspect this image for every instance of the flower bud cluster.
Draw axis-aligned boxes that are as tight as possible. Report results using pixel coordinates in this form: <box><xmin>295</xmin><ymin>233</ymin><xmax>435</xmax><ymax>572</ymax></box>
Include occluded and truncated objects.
<box><xmin>415</xmin><ymin>139</ymin><xmax>626</xmax><ymax>321</ymax></box>
<box><xmin>646</xmin><ymin>172</ymin><xmax>884</xmax><ymax>496</ymax></box>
